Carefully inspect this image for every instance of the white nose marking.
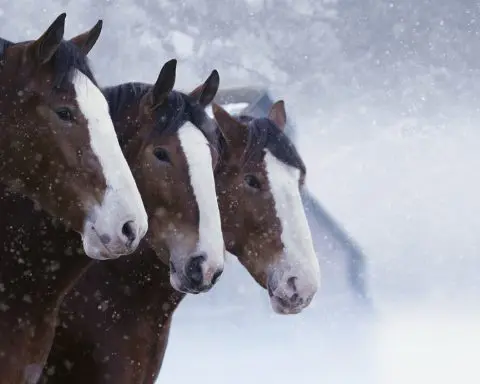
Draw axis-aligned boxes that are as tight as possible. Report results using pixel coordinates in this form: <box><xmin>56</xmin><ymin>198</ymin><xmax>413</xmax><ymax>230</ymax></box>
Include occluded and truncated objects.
<box><xmin>177</xmin><ymin>121</ymin><xmax>224</xmax><ymax>269</ymax></box>
<box><xmin>264</xmin><ymin>150</ymin><xmax>320</xmax><ymax>289</ymax></box>
<box><xmin>72</xmin><ymin>70</ymin><xmax>148</xmax><ymax>241</ymax></box>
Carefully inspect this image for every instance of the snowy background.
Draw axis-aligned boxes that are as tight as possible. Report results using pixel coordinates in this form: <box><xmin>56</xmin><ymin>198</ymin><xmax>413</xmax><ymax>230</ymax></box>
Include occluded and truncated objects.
<box><xmin>1</xmin><ymin>0</ymin><xmax>480</xmax><ymax>383</ymax></box>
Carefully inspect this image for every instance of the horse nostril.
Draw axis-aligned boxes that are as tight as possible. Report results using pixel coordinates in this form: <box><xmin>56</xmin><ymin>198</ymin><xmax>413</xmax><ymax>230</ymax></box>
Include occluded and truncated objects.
<box><xmin>185</xmin><ymin>254</ymin><xmax>205</xmax><ymax>287</ymax></box>
<box><xmin>287</xmin><ymin>276</ymin><xmax>298</xmax><ymax>291</ymax></box>
<box><xmin>211</xmin><ymin>269</ymin><xmax>223</xmax><ymax>285</ymax></box>
<box><xmin>121</xmin><ymin>220</ymin><xmax>137</xmax><ymax>246</ymax></box>
<box><xmin>99</xmin><ymin>234</ymin><xmax>111</xmax><ymax>245</ymax></box>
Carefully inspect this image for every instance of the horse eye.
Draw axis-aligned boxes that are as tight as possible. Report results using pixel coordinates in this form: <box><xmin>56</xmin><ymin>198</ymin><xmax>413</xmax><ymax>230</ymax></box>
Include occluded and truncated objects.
<box><xmin>154</xmin><ymin>148</ymin><xmax>171</xmax><ymax>163</ymax></box>
<box><xmin>244</xmin><ymin>174</ymin><xmax>261</xmax><ymax>190</ymax></box>
<box><xmin>55</xmin><ymin>107</ymin><xmax>74</xmax><ymax>122</ymax></box>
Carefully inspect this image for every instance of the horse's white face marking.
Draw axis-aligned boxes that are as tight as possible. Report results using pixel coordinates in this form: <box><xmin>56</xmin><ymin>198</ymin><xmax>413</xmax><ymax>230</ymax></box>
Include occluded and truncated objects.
<box><xmin>264</xmin><ymin>149</ymin><xmax>320</xmax><ymax>314</ymax></box>
<box><xmin>72</xmin><ymin>70</ymin><xmax>148</xmax><ymax>260</ymax></box>
<box><xmin>169</xmin><ymin>121</ymin><xmax>225</xmax><ymax>292</ymax></box>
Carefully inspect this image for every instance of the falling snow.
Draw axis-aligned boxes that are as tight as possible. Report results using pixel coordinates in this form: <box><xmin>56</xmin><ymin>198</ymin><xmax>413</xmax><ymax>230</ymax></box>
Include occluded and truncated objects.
<box><xmin>0</xmin><ymin>0</ymin><xmax>479</xmax><ymax>383</ymax></box>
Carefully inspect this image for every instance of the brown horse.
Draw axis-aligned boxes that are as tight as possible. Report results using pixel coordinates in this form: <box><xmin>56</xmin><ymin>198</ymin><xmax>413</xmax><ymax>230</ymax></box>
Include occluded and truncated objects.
<box><xmin>103</xmin><ymin>60</ymin><xmax>225</xmax><ymax>293</ymax></box>
<box><xmin>0</xmin><ymin>58</ymin><xmax>223</xmax><ymax>384</ymax></box>
<box><xmin>0</xmin><ymin>13</ymin><xmax>148</xmax><ymax>260</ymax></box>
<box><xmin>41</xmin><ymin>100</ymin><xmax>320</xmax><ymax>383</ymax></box>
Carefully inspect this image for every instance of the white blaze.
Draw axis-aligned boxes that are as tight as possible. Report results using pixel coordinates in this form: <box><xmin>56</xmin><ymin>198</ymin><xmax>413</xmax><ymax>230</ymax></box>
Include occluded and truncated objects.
<box><xmin>264</xmin><ymin>150</ymin><xmax>320</xmax><ymax>292</ymax></box>
<box><xmin>177</xmin><ymin>122</ymin><xmax>225</xmax><ymax>271</ymax></box>
<box><xmin>72</xmin><ymin>70</ymin><xmax>148</xmax><ymax>258</ymax></box>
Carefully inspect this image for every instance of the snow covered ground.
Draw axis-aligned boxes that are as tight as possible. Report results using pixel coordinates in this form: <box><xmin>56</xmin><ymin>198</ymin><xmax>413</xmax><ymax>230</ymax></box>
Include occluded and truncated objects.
<box><xmin>1</xmin><ymin>1</ymin><xmax>479</xmax><ymax>383</ymax></box>
<box><xmin>161</xmin><ymin>305</ymin><xmax>480</xmax><ymax>384</ymax></box>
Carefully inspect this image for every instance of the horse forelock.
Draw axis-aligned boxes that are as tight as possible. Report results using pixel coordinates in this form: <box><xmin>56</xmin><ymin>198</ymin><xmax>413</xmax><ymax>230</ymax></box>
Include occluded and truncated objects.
<box><xmin>0</xmin><ymin>35</ymin><xmax>97</xmax><ymax>95</ymax></box>
<box><xmin>104</xmin><ymin>83</ymin><xmax>217</xmax><ymax>152</ymax></box>
<box><xmin>239</xmin><ymin>115</ymin><xmax>306</xmax><ymax>175</ymax></box>
<box><xmin>50</xmin><ymin>40</ymin><xmax>96</xmax><ymax>90</ymax></box>
<box><xmin>0</xmin><ymin>38</ymin><xmax>12</xmax><ymax>59</ymax></box>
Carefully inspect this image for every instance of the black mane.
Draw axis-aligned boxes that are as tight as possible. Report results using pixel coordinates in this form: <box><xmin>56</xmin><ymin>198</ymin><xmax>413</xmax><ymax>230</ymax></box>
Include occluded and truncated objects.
<box><xmin>0</xmin><ymin>37</ymin><xmax>96</xmax><ymax>89</ymax></box>
<box><xmin>103</xmin><ymin>82</ymin><xmax>217</xmax><ymax>148</ymax></box>
<box><xmin>103</xmin><ymin>82</ymin><xmax>150</xmax><ymax>122</ymax></box>
<box><xmin>50</xmin><ymin>40</ymin><xmax>96</xmax><ymax>89</ymax></box>
<box><xmin>0</xmin><ymin>38</ymin><xmax>13</xmax><ymax>57</ymax></box>
<box><xmin>237</xmin><ymin>115</ymin><xmax>306</xmax><ymax>175</ymax></box>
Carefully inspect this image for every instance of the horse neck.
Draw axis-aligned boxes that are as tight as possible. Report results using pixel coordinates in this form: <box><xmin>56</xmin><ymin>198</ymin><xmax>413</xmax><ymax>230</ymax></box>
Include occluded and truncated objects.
<box><xmin>0</xmin><ymin>83</ymin><xmax>20</xmax><ymax>166</ymax></box>
<box><xmin>0</xmin><ymin>186</ymin><xmax>92</xmax><ymax>310</ymax></box>
<box><xmin>112</xmin><ymin>109</ymin><xmax>141</xmax><ymax>152</ymax></box>
<box><xmin>216</xmin><ymin>167</ymin><xmax>252</xmax><ymax>259</ymax></box>
<box><xmin>92</xmin><ymin>244</ymin><xmax>179</xmax><ymax>308</ymax></box>
<box><xmin>104</xmin><ymin>83</ymin><xmax>154</xmax><ymax>154</ymax></box>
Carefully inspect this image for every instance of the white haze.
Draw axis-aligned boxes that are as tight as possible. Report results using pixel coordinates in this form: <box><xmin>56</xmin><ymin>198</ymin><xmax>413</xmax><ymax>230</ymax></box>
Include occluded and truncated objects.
<box><xmin>1</xmin><ymin>1</ymin><xmax>479</xmax><ymax>383</ymax></box>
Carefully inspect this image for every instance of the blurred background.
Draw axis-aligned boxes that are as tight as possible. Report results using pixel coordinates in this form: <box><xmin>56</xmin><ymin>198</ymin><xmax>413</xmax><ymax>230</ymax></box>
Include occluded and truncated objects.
<box><xmin>1</xmin><ymin>1</ymin><xmax>479</xmax><ymax>383</ymax></box>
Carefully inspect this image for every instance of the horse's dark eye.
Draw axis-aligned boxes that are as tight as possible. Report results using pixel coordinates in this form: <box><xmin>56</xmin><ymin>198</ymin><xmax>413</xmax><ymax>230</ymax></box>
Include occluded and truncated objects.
<box><xmin>55</xmin><ymin>107</ymin><xmax>74</xmax><ymax>122</ymax></box>
<box><xmin>154</xmin><ymin>148</ymin><xmax>170</xmax><ymax>163</ymax></box>
<box><xmin>244</xmin><ymin>174</ymin><xmax>261</xmax><ymax>190</ymax></box>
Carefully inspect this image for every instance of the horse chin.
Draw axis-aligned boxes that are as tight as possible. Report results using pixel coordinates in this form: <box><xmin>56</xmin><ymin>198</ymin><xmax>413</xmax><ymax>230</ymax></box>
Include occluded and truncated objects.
<box><xmin>168</xmin><ymin>257</ymin><xmax>220</xmax><ymax>294</ymax></box>
<box><xmin>269</xmin><ymin>294</ymin><xmax>305</xmax><ymax>315</ymax></box>
<box><xmin>266</xmin><ymin>268</ymin><xmax>317</xmax><ymax>315</ymax></box>
<box><xmin>169</xmin><ymin>272</ymin><xmax>205</xmax><ymax>295</ymax></box>
<box><xmin>81</xmin><ymin>228</ymin><xmax>120</xmax><ymax>261</ymax></box>
<box><xmin>168</xmin><ymin>242</ymin><xmax>223</xmax><ymax>294</ymax></box>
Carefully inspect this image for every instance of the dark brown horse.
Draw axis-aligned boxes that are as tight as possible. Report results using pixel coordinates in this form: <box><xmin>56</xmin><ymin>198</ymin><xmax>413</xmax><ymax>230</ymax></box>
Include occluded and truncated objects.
<box><xmin>103</xmin><ymin>60</ymin><xmax>225</xmax><ymax>293</ymax></box>
<box><xmin>0</xmin><ymin>58</ymin><xmax>224</xmax><ymax>383</ymax></box>
<box><xmin>0</xmin><ymin>13</ymin><xmax>148</xmax><ymax>259</ymax></box>
<box><xmin>41</xmin><ymin>100</ymin><xmax>320</xmax><ymax>383</ymax></box>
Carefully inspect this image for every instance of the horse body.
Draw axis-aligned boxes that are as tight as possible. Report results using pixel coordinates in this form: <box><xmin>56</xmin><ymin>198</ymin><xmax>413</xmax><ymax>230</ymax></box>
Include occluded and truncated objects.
<box><xmin>42</xmin><ymin>100</ymin><xmax>320</xmax><ymax>383</ymax></box>
<box><xmin>42</xmin><ymin>250</ymin><xmax>181</xmax><ymax>384</ymax></box>
<box><xmin>0</xmin><ymin>14</ymin><xmax>148</xmax><ymax>383</ymax></box>
<box><xmin>0</xmin><ymin>186</ymin><xmax>93</xmax><ymax>383</ymax></box>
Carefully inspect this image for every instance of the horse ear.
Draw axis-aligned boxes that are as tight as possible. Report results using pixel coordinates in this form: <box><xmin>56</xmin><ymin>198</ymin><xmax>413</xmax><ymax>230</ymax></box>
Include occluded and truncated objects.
<box><xmin>69</xmin><ymin>20</ymin><xmax>103</xmax><ymax>55</ymax></box>
<box><xmin>28</xmin><ymin>13</ymin><xmax>66</xmax><ymax>65</ymax></box>
<box><xmin>212</xmin><ymin>103</ymin><xmax>247</xmax><ymax>147</ymax></box>
<box><xmin>149</xmin><ymin>59</ymin><xmax>177</xmax><ymax>109</ymax></box>
<box><xmin>268</xmin><ymin>100</ymin><xmax>287</xmax><ymax>131</ymax></box>
<box><xmin>190</xmin><ymin>70</ymin><xmax>220</xmax><ymax>107</ymax></box>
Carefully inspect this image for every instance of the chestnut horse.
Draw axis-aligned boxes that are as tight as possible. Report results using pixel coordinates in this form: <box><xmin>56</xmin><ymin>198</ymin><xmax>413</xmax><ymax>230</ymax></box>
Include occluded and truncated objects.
<box><xmin>0</xmin><ymin>13</ymin><xmax>147</xmax><ymax>259</ymax></box>
<box><xmin>41</xmin><ymin>100</ymin><xmax>320</xmax><ymax>383</ymax></box>
<box><xmin>0</xmin><ymin>58</ymin><xmax>224</xmax><ymax>383</ymax></box>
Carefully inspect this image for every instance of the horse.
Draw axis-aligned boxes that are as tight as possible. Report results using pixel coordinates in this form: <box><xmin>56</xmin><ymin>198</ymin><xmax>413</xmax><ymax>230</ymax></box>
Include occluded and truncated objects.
<box><xmin>40</xmin><ymin>99</ymin><xmax>320</xmax><ymax>383</ymax></box>
<box><xmin>0</xmin><ymin>13</ymin><xmax>148</xmax><ymax>260</ymax></box>
<box><xmin>0</xmin><ymin>58</ymin><xmax>224</xmax><ymax>384</ymax></box>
